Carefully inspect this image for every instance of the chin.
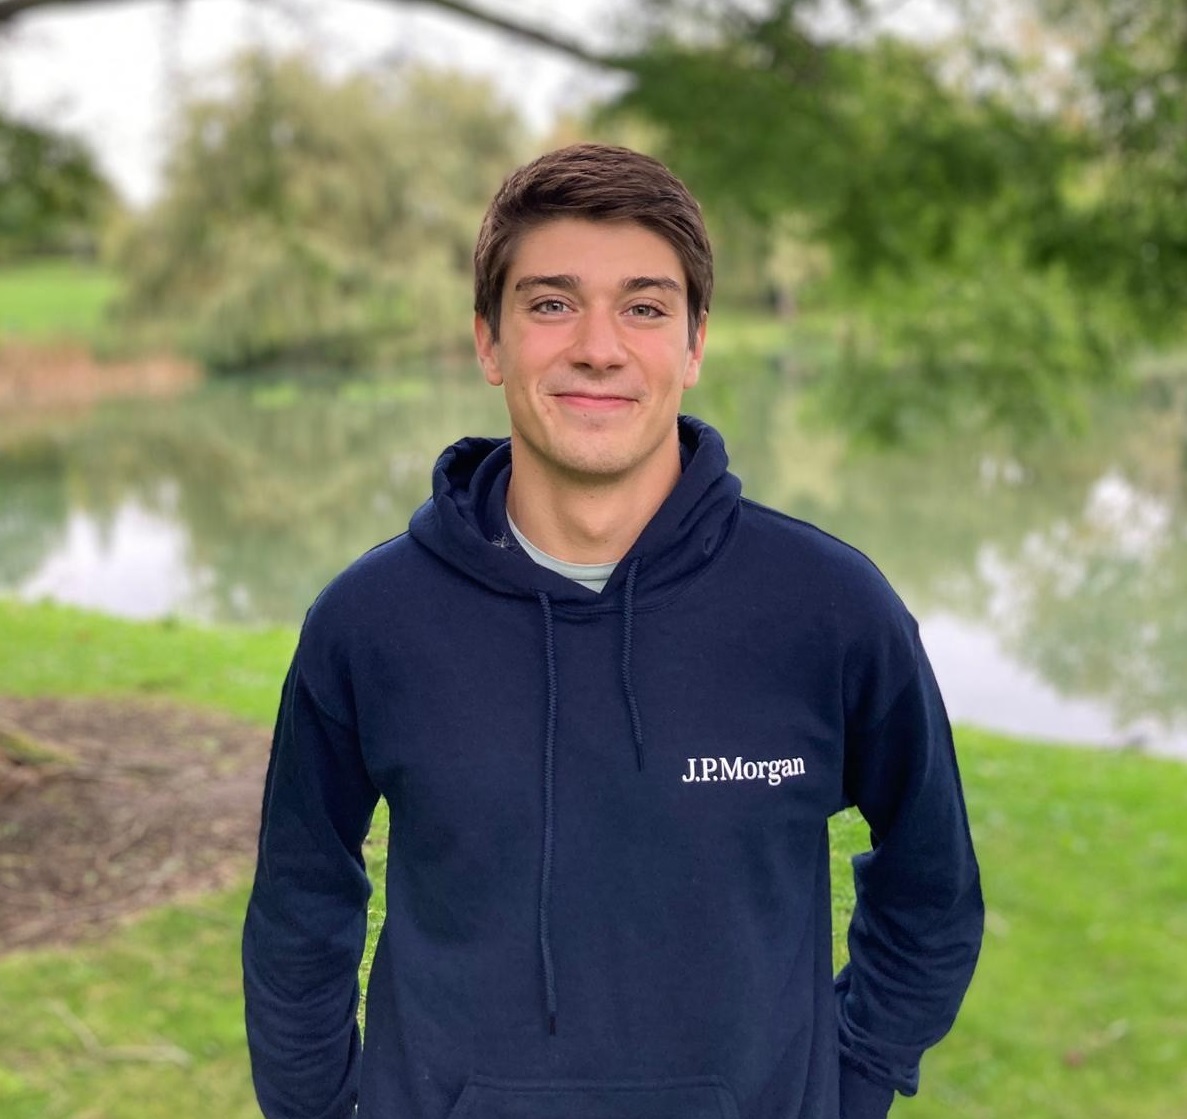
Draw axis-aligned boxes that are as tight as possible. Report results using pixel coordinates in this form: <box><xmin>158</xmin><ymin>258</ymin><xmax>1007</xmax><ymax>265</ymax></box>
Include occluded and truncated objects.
<box><xmin>558</xmin><ymin>455</ymin><xmax>635</xmax><ymax>480</ymax></box>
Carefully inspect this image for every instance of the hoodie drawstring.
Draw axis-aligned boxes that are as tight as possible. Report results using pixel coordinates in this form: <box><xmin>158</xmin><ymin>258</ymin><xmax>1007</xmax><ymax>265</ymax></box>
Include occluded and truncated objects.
<box><xmin>620</xmin><ymin>558</ymin><xmax>645</xmax><ymax>771</ymax></box>
<box><xmin>534</xmin><ymin>558</ymin><xmax>645</xmax><ymax>1036</ymax></box>
<box><xmin>536</xmin><ymin>591</ymin><xmax>559</xmax><ymax>1037</ymax></box>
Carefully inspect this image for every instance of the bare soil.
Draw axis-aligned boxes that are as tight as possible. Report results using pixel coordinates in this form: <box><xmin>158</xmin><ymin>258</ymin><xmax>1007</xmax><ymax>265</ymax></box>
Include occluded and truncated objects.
<box><xmin>0</xmin><ymin>695</ymin><xmax>270</xmax><ymax>955</ymax></box>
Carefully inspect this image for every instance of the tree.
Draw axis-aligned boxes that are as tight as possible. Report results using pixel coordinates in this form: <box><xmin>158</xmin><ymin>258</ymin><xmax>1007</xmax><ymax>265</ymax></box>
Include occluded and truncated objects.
<box><xmin>0</xmin><ymin>111</ymin><xmax>113</xmax><ymax>259</ymax></box>
<box><xmin>596</xmin><ymin>3</ymin><xmax>1125</xmax><ymax>441</ymax></box>
<box><xmin>113</xmin><ymin>52</ymin><xmax>525</xmax><ymax>370</ymax></box>
<box><xmin>7</xmin><ymin>0</ymin><xmax>1180</xmax><ymax>438</ymax></box>
<box><xmin>1018</xmin><ymin>0</ymin><xmax>1187</xmax><ymax>337</ymax></box>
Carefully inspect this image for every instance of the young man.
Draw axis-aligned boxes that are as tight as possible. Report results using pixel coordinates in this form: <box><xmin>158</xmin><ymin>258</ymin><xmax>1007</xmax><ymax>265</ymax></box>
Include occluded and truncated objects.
<box><xmin>243</xmin><ymin>144</ymin><xmax>983</xmax><ymax>1119</ymax></box>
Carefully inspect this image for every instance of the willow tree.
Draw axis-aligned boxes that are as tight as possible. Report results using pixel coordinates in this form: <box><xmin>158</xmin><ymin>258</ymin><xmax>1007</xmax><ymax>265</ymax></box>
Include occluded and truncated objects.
<box><xmin>113</xmin><ymin>51</ymin><xmax>525</xmax><ymax>370</ymax></box>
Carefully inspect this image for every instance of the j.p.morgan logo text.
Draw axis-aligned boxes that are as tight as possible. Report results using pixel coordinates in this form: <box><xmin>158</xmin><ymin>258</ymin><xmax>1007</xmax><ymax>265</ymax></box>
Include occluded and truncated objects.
<box><xmin>683</xmin><ymin>755</ymin><xmax>806</xmax><ymax>786</ymax></box>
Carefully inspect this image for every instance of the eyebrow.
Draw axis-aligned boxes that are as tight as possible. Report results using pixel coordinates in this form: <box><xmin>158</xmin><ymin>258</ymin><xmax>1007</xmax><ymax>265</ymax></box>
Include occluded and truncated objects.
<box><xmin>513</xmin><ymin>274</ymin><xmax>684</xmax><ymax>295</ymax></box>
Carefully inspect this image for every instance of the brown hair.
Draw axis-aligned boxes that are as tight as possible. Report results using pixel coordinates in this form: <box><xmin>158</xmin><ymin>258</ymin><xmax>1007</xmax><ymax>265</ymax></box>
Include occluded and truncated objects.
<box><xmin>474</xmin><ymin>143</ymin><xmax>713</xmax><ymax>348</ymax></box>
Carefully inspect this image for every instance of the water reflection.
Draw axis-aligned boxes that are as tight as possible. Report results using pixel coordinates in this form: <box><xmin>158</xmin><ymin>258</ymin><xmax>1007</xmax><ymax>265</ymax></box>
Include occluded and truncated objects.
<box><xmin>978</xmin><ymin>472</ymin><xmax>1185</xmax><ymax>735</ymax></box>
<box><xmin>21</xmin><ymin>497</ymin><xmax>210</xmax><ymax>619</ymax></box>
<box><xmin>1</xmin><ymin>363</ymin><xmax>1184</xmax><ymax>758</ymax></box>
<box><xmin>920</xmin><ymin>613</ymin><xmax>1177</xmax><ymax>753</ymax></box>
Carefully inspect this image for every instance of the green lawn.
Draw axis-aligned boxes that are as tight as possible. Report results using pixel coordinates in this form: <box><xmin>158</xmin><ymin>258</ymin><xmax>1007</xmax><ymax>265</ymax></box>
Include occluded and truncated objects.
<box><xmin>0</xmin><ymin>599</ymin><xmax>293</xmax><ymax>725</ymax></box>
<box><xmin>896</xmin><ymin>730</ymin><xmax>1187</xmax><ymax>1119</ymax></box>
<box><xmin>0</xmin><ymin>261</ymin><xmax>118</xmax><ymax>341</ymax></box>
<box><xmin>1</xmin><ymin>600</ymin><xmax>1184</xmax><ymax>1118</ymax></box>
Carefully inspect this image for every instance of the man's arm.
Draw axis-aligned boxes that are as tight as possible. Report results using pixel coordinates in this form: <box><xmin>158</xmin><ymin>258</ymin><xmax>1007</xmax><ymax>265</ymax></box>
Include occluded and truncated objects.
<box><xmin>836</xmin><ymin>635</ymin><xmax>984</xmax><ymax>1119</ymax></box>
<box><xmin>242</xmin><ymin>653</ymin><xmax>380</xmax><ymax>1119</ymax></box>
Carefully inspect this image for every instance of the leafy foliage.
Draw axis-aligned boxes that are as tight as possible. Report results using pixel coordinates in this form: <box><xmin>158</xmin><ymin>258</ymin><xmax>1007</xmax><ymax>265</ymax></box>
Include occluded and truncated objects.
<box><xmin>1026</xmin><ymin>0</ymin><xmax>1187</xmax><ymax>336</ymax></box>
<box><xmin>816</xmin><ymin>261</ymin><xmax>1122</xmax><ymax>445</ymax></box>
<box><xmin>600</xmin><ymin>0</ymin><xmax>1178</xmax><ymax>443</ymax></box>
<box><xmin>113</xmin><ymin>53</ymin><xmax>525</xmax><ymax>371</ymax></box>
<box><xmin>0</xmin><ymin>111</ymin><xmax>113</xmax><ymax>260</ymax></box>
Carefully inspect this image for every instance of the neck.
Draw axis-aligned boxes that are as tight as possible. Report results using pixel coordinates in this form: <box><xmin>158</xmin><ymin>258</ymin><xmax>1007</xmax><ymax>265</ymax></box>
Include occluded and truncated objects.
<box><xmin>505</xmin><ymin>442</ymin><xmax>682</xmax><ymax>565</ymax></box>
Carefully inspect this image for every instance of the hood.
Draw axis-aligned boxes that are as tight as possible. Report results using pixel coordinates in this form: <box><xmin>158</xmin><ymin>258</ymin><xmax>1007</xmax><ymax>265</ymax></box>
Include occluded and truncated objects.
<box><xmin>408</xmin><ymin>415</ymin><xmax>742</xmax><ymax>608</ymax></box>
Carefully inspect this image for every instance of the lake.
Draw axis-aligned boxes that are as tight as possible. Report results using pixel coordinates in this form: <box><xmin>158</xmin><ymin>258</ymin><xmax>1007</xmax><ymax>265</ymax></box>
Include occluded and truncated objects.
<box><xmin>2</xmin><ymin>358</ymin><xmax>1184</xmax><ymax>759</ymax></box>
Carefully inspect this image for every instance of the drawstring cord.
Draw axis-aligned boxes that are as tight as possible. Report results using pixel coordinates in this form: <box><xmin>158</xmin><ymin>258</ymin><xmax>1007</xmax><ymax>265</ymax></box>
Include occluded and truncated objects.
<box><xmin>620</xmin><ymin>558</ymin><xmax>645</xmax><ymax>771</ymax></box>
<box><xmin>536</xmin><ymin>591</ymin><xmax>559</xmax><ymax>1036</ymax></box>
<box><xmin>535</xmin><ymin>560</ymin><xmax>644</xmax><ymax>1036</ymax></box>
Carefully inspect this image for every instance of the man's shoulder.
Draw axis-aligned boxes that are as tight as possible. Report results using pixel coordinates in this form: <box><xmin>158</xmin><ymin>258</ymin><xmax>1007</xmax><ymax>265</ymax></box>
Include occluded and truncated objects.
<box><xmin>302</xmin><ymin>528</ymin><xmax>431</xmax><ymax>636</ymax></box>
<box><xmin>735</xmin><ymin>497</ymin><xmax>897</xmax><ymax>595</ymax></box>
<box><xmin>733</xmin><ymin>498</ymin><xmax>921</xmax><ymax>678</ymax></box>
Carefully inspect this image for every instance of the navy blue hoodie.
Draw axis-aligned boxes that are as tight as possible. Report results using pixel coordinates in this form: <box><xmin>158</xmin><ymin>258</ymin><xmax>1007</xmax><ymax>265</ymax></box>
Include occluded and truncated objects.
<box><xmin>243</xmin><ymin>416</ymin><xmax>983</xmax><ymax>1119</ymax></box>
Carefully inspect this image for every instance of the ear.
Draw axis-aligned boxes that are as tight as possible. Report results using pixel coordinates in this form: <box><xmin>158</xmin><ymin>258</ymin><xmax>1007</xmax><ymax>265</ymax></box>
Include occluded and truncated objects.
<box><xmin>682</xmin><ymin>312</ymin><xmax>708</xmax><ymax>389</ymax></box>
<box><xmin>474</xmin><ymin>313</ymin><xmax>503</xmax><ymax>386</ymax></box>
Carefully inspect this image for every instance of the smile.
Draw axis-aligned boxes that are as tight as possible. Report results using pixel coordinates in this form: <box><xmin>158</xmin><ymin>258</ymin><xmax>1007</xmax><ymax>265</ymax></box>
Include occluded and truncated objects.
<box><xmin>553</xmin><ymin>393</ymin><xmax>636</xmax><ymax>411</ymax></box>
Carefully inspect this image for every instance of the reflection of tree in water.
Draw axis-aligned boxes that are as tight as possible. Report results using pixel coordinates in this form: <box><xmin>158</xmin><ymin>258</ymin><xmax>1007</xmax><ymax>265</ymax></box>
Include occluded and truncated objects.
<box><xmin>34</xmin><ymin>367</ymin><xmax>508</xmax><ymax>623</ymax></box>
<box><xmin>966</xmin><ymin>398</ymin><xmax>1185</xmax><ymax>733</ymax></box>
<box><xmin>988</xmin><ymin>471</ymin><xmax>1186</xmax><ymax>733</ymax></box>
<box><xmin>0</xmin><ymin>444</ymin><xmax>71</xmax><ymax>585</ymax></box>
<box><xmin>3</xmin><ymin>366</ymin><xmax>1184</xmax><ymax>733</ymax></box>
<box><xmin>738</xmin><ymin>387</ymin><xmax>1187</xmax><ymax>732</ymax></box>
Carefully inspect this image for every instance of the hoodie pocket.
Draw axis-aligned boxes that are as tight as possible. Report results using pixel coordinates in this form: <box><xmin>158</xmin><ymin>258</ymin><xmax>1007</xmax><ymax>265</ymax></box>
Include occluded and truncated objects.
<box><xmin>446</xmin><ymin>1075</ymin><xmax>741</xmax><ymax>1119</ymax></box>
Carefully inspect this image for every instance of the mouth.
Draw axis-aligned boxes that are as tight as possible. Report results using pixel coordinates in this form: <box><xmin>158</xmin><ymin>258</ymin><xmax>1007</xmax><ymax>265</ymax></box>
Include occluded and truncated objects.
<box><xmin>552</xmin><ymin>392</ymin><xmax>636</xmax><ymax>412</ymax></box>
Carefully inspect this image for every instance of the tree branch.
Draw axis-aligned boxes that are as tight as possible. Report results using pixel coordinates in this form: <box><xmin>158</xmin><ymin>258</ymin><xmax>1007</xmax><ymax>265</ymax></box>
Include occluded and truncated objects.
<box><xmin>400</xmin><ymin>0</ymin><xmax>615</xmax><ymax>67</ymax></box>
<box><xmin>0</xmin><ymin>0</ymin><xmax>108</xmax><ymax>21</ymax></box>
<box><xmin>0</xmin><ymin>0</ymin><xmax>623</xmax><ymax>69</ymax></box>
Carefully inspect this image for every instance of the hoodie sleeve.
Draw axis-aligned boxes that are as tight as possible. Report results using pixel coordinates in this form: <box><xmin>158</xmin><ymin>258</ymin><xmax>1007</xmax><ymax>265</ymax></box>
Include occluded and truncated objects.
<box><xmin>836</xmin><ymin>632</ymin><xmax>984</xmax><ymax>1119</ymax></box>
<box><xmin>242</xmin><ymin>647</ymin><xmax>380</xmax><ymax>1119</ymax></box>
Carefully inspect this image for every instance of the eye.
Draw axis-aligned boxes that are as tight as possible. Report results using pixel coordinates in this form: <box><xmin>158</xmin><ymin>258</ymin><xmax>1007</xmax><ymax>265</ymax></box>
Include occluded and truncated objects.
<box><xmin>626</xmin><ymin>302</ymin><xmax>666</xmax><ymax>319</ymax></box>
<box><xmin>530</xmin><ymin>298</ymin><xmax>570</xmax><ymax>314</ymax></box>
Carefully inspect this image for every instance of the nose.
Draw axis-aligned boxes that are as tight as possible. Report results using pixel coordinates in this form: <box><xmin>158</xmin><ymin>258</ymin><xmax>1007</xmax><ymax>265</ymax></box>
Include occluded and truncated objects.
<box><xmin>568</xmin><ymin>304</ymin><xmax>628</xmax><ymax>371</ymax></box>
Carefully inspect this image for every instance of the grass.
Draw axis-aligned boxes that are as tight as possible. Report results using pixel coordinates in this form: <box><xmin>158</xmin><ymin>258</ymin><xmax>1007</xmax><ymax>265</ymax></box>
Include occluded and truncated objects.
<box><xmin>0</xmin><ymin>599</ymin><xmax>294</xmax><ymax>726</ymax></box>
<box><xmin>1</xmin><ymin>599</ymin><xmax>1185</xmax><ymax>1117</ymax></box>
<box><xmin>0</xmin><ymin>887</ymin><xmax>257</xmax><ymax>1119</ymax></box>
<box><xmin>0</xmin><ymin>261</ymin><xmax>118</xmax><ymax>341</ymax></box>
<box><xmin>897</xmin><ymin>731</ymin><xmax>1187</xmax><ymax>1118</ymax></box>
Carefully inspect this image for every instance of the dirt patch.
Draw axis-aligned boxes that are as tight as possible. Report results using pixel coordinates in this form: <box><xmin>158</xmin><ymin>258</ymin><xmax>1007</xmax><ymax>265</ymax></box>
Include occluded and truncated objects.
<box><xmin>0</xmin><ymin>695</ymin><xmax>270</xmax><ymax>954</ymax></box>
<box><xmin>0</xmin><ymin>341</ymin><xmax>201</xmax><ymax>413</ymax></box>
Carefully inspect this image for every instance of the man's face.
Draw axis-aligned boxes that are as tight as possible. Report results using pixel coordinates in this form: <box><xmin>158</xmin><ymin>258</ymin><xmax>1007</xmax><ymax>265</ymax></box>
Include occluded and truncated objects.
<box><xmin>475</xmin><ymin>218</ymin><xmax>705</xmax><ymax>488</ymax></box>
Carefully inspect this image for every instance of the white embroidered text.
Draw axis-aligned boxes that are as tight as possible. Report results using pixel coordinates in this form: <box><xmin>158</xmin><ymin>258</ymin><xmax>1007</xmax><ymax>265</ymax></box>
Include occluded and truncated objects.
<box><xmin>682</xmin><ymin>756</ymin><xmax>806</xmax><ymax>786</ymax></box>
